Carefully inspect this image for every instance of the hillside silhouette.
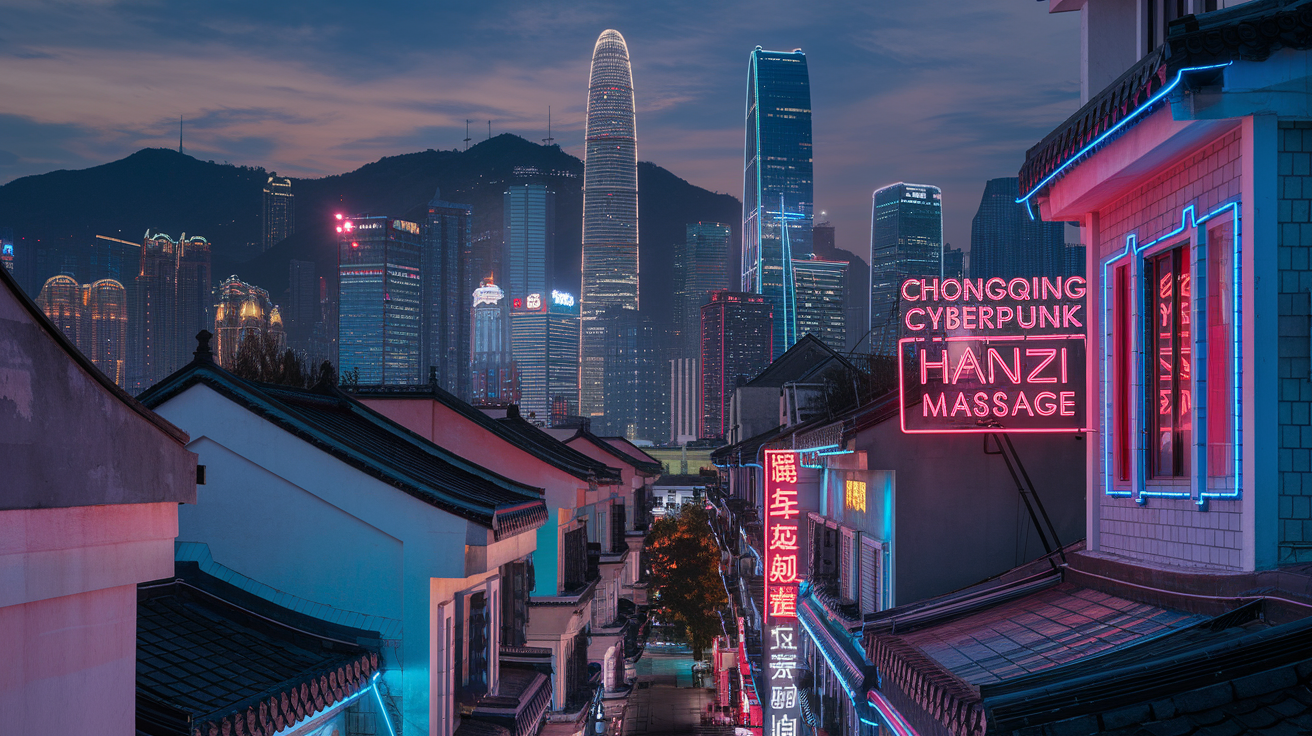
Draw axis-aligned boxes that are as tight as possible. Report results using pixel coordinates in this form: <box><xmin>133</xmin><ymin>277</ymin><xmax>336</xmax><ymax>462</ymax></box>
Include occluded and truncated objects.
<box><xmin>0</xmin><ymin>134</ymin><xmax>741</xmax><ymax>319</ymax></box>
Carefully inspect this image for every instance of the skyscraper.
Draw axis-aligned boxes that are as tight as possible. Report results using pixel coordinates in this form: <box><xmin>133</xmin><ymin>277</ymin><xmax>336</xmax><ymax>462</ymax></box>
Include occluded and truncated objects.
<box><xmin>743</xmin><ymin>47</ymin><xmax>813</xmax><ymax>360</ymax></box>
<box><xmin>263</xmin><ymin>174</ymin><xmax>294</xmax><ymax>252</ymax></box>
<box><xmin>131</xmin><ymin>230</ymin><xmax>212</xmax><ymax>390</ymax></box>
<box><xmin>213</xmin><ymin>275</ymin><xmax>283</xmax><ymax>369</ymax></box>
<box><xmin>287</xmin><ymin>259</ymin><xmax>318</xmax><ymax>353</ymax></box>
<box><xmin>511</xmin><ymin>290</ymin><xmax>579</xmax><ymax>425</ymax></box>
<box><xmin>471</xmin><ymin>278</ymin><xmax>516</xmax><ymax>405</ymax></box>
<box><xmin>943</xmin><ymin>245</ymin><xmax>965</xmax><ymax>280</ymax></box>
<box><xmin>812</xmin><ymin>221</ymin><xmax>870</xmax><ymax>354</ymax></box>
<box><xmin>580</xmin><ymin>29</ymin><xmax>639</xmax><ymax>419</ymax></box>
<box><xmin>793</xmin><ymin>257</ymin><xmax>848</xmax><ymax>351</ymax></box>
<box><xmin>869</xmin><ymin>183</ymin><xmax>942</xmax><ymax>357</ymax></box>
<box><xmin>674</xmin><ymin>222</ymin><xmax>732</xmax><ymax>358</ymax></box>
<box><xmin>423</xmin><ymin>190</ymin><xmax>474</xmax><ymax>399</ymax></box>
<box><xmin>700</xmin><ymin>291</ymin><xmax>773</xmax><ymax>439</ymax></box>
<box><xmin>504</xmin><ymin>184</ymin><xmax>556</xmax><ymax>304</ymax></box>
<box><xmin>669</xmin><ymin>357</ymin><xmax>699</xmax><ymax>444</ymax></box>
<box><xmin>1</xmin><ymin>228</ymin><xmax>12</xmax><ymax>274</ymax></box>
<box><xmin>36</xmin><ymin>275</ymin><xmax>128</xmax><ymax>386</ymax></box>
<box><xmin>336</xmin><ymin>215</ymin><xmax>423</xmax><ymax>385</ymax></box>
<box><xmin>969</xmin><ymin>177</ymin><xmax>1066</xmax><ymax>280</ymax></box>
<box><xmin>601</xmin><ymin>309</ymin><xmax>666</xmax><ymax>442</ymax></box>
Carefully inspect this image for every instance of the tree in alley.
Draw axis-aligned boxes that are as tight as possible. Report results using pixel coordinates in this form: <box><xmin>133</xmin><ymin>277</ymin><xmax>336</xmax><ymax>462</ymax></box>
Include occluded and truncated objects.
<box><xmin>645</xmin><ymin>503</ymin><xmax>727</xmax><ymax>662</ymax></box>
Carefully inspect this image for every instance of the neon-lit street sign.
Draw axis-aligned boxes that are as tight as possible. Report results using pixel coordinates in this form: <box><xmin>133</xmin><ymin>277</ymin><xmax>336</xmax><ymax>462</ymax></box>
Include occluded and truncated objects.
<box><xmin>764</xmin><ymin>450</ymin><xmax>801</xmax><ymax>736</ymax></box>
<box><xmin>899</xmin><ymin>276</ymin><xmax>1086</xmax><ymax>433</ymax></box>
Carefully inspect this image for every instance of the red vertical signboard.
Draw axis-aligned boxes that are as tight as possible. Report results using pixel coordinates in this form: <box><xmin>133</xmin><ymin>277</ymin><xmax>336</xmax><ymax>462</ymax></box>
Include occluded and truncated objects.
<box><xmin>764</xmin><ymin>450</ymin><xmax>801</xmax><ymax>736</ymax></box>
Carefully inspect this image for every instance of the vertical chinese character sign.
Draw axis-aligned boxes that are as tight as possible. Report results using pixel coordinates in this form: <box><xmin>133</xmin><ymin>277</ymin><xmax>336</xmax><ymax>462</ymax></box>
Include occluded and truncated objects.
<box><xmin>764</xmin><ymin>450</ymin><xmax>801</xmax><ymax>736</ymax></box>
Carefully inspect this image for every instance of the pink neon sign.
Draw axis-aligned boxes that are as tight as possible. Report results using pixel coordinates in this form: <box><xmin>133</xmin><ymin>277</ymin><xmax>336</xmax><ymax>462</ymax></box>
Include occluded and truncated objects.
<box><xmin>899</xmin><ymin>276</ymin><xmax>1087</xmax><ymax>434</ymax></box>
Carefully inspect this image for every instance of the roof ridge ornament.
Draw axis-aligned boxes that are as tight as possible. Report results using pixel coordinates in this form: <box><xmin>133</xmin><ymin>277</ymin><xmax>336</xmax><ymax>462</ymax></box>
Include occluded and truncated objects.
<box><xmin>193</xmin><ymin>329</ymin><xmax>214</xmax><ymax>363</ymax></box>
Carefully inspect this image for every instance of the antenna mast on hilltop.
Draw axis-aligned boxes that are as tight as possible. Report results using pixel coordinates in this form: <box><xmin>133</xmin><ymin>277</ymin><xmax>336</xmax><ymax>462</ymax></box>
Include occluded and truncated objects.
<box><xmin>179</xmin><ymin>115</ymin><xmax>183</xmax><ymax>154</ymax></box>
<box><xmin>487</xmin><ymin>120</ymin><xmax>492</xmax><ymax>140</ymax></box>
<box><xmin>543</xmin><ymin>106</ymin><xmax>555</xmax><ymax>146</ymax></box>
<box><xmin>464</xmin><ymin>120</ymin><xmax>472</xmax><ymax>151</ymax></box>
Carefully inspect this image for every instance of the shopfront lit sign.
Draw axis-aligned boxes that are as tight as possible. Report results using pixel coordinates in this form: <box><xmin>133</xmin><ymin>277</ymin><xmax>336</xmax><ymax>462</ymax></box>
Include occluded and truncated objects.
<box><xmin>899</xmin><ymin>276</ymin><xmax>1087</xmax><ymax>433</ymax></box>
<box><xmin>527</xmin><ymin>293</ymin><xmax>542</xmax><ymax>310</ymax></box>
<box><xmin>764</xmin><ymin>450</ymin><xmax>801</xmax><ymax>736</ymax></box>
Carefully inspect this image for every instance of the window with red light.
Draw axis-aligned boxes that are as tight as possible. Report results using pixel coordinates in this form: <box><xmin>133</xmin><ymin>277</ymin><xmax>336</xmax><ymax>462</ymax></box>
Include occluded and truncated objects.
<box><xmin>1114</xmin><ymin>264</ymin><xmax>1131</xmax><ymax>483</ymax></box>
<box><xmin>1206</xmin><ymin>218</ymin><xmax>1236</xmax><ymax>487</ymax></box>
<box><xmin>1146</xmin><ymin>244</ymin><xmax>1192</xmax><ymax>479</ymax></box>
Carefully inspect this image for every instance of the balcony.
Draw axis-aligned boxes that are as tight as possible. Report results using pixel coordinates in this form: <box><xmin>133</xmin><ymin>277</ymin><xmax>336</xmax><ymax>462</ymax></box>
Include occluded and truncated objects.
<box><xmin>468</xmin><ymin>666</ymin><xmax>553</xmax><ymax>736</ymax></box>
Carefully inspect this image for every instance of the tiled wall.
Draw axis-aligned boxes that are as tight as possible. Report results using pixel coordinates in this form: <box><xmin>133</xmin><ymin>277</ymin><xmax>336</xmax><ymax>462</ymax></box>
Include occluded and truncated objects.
<box><xmin>1277</xmin><ymin>120</ymin><xmax>1312</xmax><ymax>563</ymax></box>
<box><xmin>1094</xmin><ymin>128</ymin><xmax>1244</xmax><ymax>570</ymax></box>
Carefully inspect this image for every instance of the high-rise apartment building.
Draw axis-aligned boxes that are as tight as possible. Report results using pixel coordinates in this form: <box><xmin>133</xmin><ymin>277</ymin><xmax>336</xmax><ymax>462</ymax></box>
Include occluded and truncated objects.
<box><xmin>969</xmin><ymin>177</ymin><xmax>1067</xmax><ymax>280</ymax></box>
<box><xmin>131</xmin><ymin>230</ymin><xmax>212</xmax><ymax>390</ymax></box>
<box><xmin>3</xmin><ymin>228</ymin><xmax>15</xmax><ymax>274</ymax></box>
<box><xmin>423</xmin><ymin>190</ymin><xmax>473</xmax><ymax>400</ymax></box>
<box><xmin>580</xmin><ymin>29</ymin><xmax>639</xmax><ymax>419</ymax></box>
<box><xmin>813</xmin><ymin>221</ymin><xmax>871</xmax><ymax>354</ymax></box>
<box><xmin>793</xmin><ymin>257</ymin><xmax>848</xmax><ymax>351</ymax></box>
<box><xmin>670</xmin><ymin>357</ymin><xmax>699</xmax><ymax>444</ymax></box>
<box><xmin>674</xmin><ymin>222</ymin><xmax>732</xmax><ymax>358</ymax></box>
<box><xmin>744</xmin><ymin>47</ymin><xmax>813</xmax><ymax>360</ymax></box>
<box><xmin>263</xmin><ymin>174</ymin><xmax>294</xmax><ymax>252</ymax></box>
<box><xmin>869</xmin><ymin>183</ymin><xmax>942</xmax><ymax>356</ymax></box>
<box><xmin>601</xmin><ymin>309</ymin><xmax>666</xmax><ymax>442</ymax></box>
<box><xmin>470</xmin><ymin>278</ymin><xmax>516</xmax><ymax>405</ymax></box>
<box><xmin>336</xmin><ymin>215</ymin><xmax>423</xmax><ymax>385</ymax></box>
<box><xmin>511</xmin><ymin>290</ymin><xmax>579</xmax><ymax>425</ymax></box>
<box><xmin>504</xmin><ymin>184</ymin><xmax>555</xmax><ymax>304</ymax></box>
<box><xmin>213</xmin><ymin>276</ymin><xmax>283</xmax><ymax>369</ymax></box>
<box><xmin>36</xmin><ymin>275</ymin><xmax>129</xmax><ymax>385</ymax></box>
<box><xmin>700</xmin><ymin>291</ymin><xmax>773</xmax><ymax>439</ymax></box>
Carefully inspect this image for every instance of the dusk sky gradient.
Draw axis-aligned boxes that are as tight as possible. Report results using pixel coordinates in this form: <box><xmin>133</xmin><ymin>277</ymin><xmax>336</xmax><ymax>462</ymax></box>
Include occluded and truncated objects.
<box><xmin>0</xmin><ymin>0</ymin><xmax>1081</xmax><ymax>261</ymax></box>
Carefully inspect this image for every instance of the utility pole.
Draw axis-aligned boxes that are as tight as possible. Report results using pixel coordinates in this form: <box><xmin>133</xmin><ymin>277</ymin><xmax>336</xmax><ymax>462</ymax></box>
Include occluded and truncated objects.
<box><xmin>464</xmin><ymin>120</ymin><xmax>471</xmax><ymax>151</ymax></box>
<box><xmin>543</xmin><ymin>106</ymin><xmax>555</xmax><ymax>146</ymax></box>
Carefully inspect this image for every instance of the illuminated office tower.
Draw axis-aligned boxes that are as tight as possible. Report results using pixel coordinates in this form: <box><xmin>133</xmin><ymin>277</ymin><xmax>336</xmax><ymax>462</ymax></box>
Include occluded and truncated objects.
<box><xmin>743</xmin><ymin>46</ymin><xmax>813</xmax><ymax>359</ymax></box>
<box><xmin>511</xmin><ymin>291</ymin><xmax>579</xmax><ymax>424</ymax></box>
<box><xmin>969</xmin><ymin>177</ymin><xmax>1066</xmax><ymax>280</ymax></box>
<box><xmin>601</xmin><ymin>309</ymin><xmax>666</xmax><ymax>442</ymax></box>
<box><xmin>674</xmin><ymin>222</ymin><xmax>732</xmax><ymax>358</ymax></box>
<box><xmin>213</xmin><ymin>275</ymin><xmax>282</xmax><ymax>369</ymax></box>
<box><xmin>793</xmin><ymin>257</ymin><xmax>848</xmax><ymax>351</ymax></box>
<box><xmin>580</xmin><ymin>29</ymin><xmax>639</xmax><ymax>419</ymax></box>
<box><xmin>287</xmin><ymin>259</ymin><xmax>317</xmax><ymax>352</ymax></box>
<box><xmin>422</xmin><ymin>190</ymin><xmax>474</xmax><ymax>399</ymax></box>
<box><xmin>471</xmin><ymin>278</ymin><xmax>516</xmax><ymax>405</ymax></box>
<box><xmin>131</xmin><ymin>230</ymin><xmax>212</xmax><ymax>390</ymax></box>
<box><xmin>263</xmin><ymin>174</ymin><xmax>294</xmax><ymax>251</ymax></box>
<box><xmin>504</xmin><ymin>184</ymin><xmax>555</xmax><ymax>303</ymax></box>
<box><xmin>869</xmin><ymin>183</ymin><xmax>942</xmax><ymax>357</ymax></box>
<box><xmin>36</xmin><ymin>275</ymin><xmax>128</xmax><ymax>385</ymax></box>
<box><xmin>336</xmin><ymin>215</ymin><xmax>423</xmax><ymax>385</ymax></box>
<box><xmin>700</xmin><ymin>291</ymin><xmax>772</xmax><ymax>439</ymax></box>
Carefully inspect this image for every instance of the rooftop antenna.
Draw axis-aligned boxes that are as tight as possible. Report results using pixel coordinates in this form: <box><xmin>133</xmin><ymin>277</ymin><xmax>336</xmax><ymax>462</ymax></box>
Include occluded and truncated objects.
<box><xmin>487</xmin><ymin>120</ymin><xmax>492</xmax><ymax>140</ymax></box>
<box><xmin>542</xmin><ymin>106</ymin><xmax>555</xmax><ymax>146</ymax></box>
<box><xmin>179</xmin><ymin>115</ymin><xmax>183</xmax><ymax>154</ymax></box>
<box><xmin>464</xmin><ymin>120</ymin><xmax>472</xmax><ymax>151</ymax></box>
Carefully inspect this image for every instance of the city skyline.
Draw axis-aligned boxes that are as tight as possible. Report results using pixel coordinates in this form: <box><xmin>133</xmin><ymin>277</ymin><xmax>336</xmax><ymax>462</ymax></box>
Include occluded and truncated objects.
<box><xmin>0</xmin><ymin>3</ymin><xmax>1082</xmax><ymax>269</ymax></box>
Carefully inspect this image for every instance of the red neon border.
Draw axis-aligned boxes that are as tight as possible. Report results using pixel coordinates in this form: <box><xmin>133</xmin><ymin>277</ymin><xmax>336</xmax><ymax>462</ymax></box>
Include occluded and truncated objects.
<box><xmin>897</xmin><ymin>334</ymin><xmax>1091</xmax><ymax>434</ymax></box>
<box><xmin>762</xmin><ymin>449</ymin><xmax>799</xmax><ymax>620</ymax></box>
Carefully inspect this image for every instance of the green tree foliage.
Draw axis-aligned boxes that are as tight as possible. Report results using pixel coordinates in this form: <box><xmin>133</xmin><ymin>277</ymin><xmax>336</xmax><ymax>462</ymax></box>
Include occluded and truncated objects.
<box><xmin>229</xmin><ymin>332</ymin><xmax>335</xmax><ymax>388</ymax></box>
<box><xmin>645</xmin><ymin>504</ymin><xmax>727</xmax><ymax>661</ymax></box>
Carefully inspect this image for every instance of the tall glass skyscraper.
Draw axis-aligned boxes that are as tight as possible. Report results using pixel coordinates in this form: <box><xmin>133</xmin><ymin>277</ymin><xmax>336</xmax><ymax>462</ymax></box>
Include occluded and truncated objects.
<box><xmin>793</xmin><ymin>257</ymin><xmax>848</xmax><ymax>351</ymax></box>
<box><xmin>511</xmin><ymin>291</ymin><xmax>579</xmax><ymax>425</ymax></box>
<box><xmin>471</xmin><ymin>278</ymin><xmax>515</xmax><ymax>405</ymax></box>
<box><xmin>700</xmin><ymin>291</ymin><xmax>773</xmax><ymax>439</ymax></box>
<box><xmin>580</xmin><ymin>29</ymin><xmax>638</xmax><ymax>419</ymax></box>
<box><xmin>674</xmin><ymin>222</ymin><xmax>732</xmax><ymax>359</ymax></box>
<box><xmin>869</xmin><ymin>183</ymin><xmax>942</xmax><ymax>357</ymax></box>
<box><xmin>337</xmin><ymin>215</ymin><xmax>423</xmax><ymax>385</ymax></box>
<box><xmin>504</xmin><ymin>184</ymin><xmax>556</xmax><ymax>303</ymax></box>
<box><xmin>969</xmin><ymin>177</ymin><xmax>1068</xmax><ymax>280</ymax></box>
<box><xmin>743</xmin><ymin>46</ymin><xmax>813</xmax><ymax>360</ymax></box>
<box><xmin>423</xmin><ymin>190</ymin><xmax>473</xmax><ymax>399</ymax></box>
<box><xmin>130</xmin><ymin>230</ymin><xmax>211</xmax><ymax>391</ymax></box>
<box><xmin>262</xmin><ymin>174</ymin><xmax>294</xmax><ymax>252</ymax></box>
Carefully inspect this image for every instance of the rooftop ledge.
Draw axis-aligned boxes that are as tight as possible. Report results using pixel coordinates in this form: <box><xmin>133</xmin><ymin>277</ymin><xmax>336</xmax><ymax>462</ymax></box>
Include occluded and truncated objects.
<box><xmin>530</xmin><ymin>578</ymin><xmax>598</xmax><ymax>607</ymax></box>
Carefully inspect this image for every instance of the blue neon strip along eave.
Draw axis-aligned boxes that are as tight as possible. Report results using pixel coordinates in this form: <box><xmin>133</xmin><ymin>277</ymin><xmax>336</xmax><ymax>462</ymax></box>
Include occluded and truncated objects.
<box><xmin>1016</xmin><ymin>63</ymin><xmax>1232</xmax><ymax>206</ymax></box>
<box><xmin>1101</xmin><ymin>201</ymin><xmax>1242</xmax><ymax>502</ymax></box>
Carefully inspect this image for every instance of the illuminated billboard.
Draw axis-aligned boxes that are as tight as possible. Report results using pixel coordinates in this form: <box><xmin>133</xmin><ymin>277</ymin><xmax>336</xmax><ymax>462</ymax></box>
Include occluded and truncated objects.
<box><xmin>898</xmin><ymin>276</ymin><xmax>1086</xmax><ymax>433</ymax></box>
<box><xmin>763</xmin><ymin>450</ymin><xmax>801</xmax><ymax>736</ymax></box>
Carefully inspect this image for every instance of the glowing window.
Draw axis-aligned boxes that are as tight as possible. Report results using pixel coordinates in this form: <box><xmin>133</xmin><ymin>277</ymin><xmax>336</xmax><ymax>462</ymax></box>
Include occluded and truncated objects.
<box><xmin>844</xmin><ymin>479</ymin><xmax>867</xmax><ymax>513</ymax></box>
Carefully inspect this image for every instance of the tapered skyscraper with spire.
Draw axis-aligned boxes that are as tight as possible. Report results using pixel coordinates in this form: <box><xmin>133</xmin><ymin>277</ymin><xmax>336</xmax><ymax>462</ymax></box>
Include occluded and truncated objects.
<box><xmin>579</xmin><ymin>29</ymin><xmax>638</xmax><ymax>419</ymax></box>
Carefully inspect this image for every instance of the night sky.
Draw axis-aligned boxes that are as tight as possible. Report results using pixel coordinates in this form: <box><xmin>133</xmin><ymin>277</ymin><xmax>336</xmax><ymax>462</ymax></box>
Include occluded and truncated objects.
<box><xmin>0</xmin><ymin>0</ymin><xmax>1081</xmax><ymax>262</ymax></box>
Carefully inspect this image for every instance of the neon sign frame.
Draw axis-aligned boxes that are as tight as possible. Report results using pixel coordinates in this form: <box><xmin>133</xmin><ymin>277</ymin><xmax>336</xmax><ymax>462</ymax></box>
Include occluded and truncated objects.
<box><xmin>1100</xmin><ymin>201</ymin><xmax>1242</xmax><ymax>505</ymax></box>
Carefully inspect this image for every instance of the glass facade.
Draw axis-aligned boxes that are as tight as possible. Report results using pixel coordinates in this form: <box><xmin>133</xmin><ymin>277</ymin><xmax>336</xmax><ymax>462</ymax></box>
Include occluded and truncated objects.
<box><xmin>337</xmin><ymin>216</ymin><xmax>423</xmax><ymax>385</ymax></box>
<box><xmin>581</xmin><ymin>29</ymin><xmax>639</xmax><ymax>418</ymax></box>
<box><xmin>130</xmin><ymin>231</ymin><xmax>211</xmax><ymax>391</ymax></box>
<box><xmin>869</xmin><ymin>183</ymin><xmax>942</xmax><ymax>357</ymax></box>
<box><xmin>470</xmin><ymin>278</ymin><xmax>515</xmax><ymax>404</ymax></box>
<box><xmin>262</xmin><ymin>174</ymin><xmax>294</xmax><ymax>252</ymax></box>
<box><xmin>793</xmin><ymin>258</ymin><xmax>847</xmax><ymax>352</ymax></box>
<box><xmin>675</xmin><ymin>222</ymin><xmax>732</xmax><ymax>359</ymax></box>
<box><xmin>423</xmin><ymin>190</ymin><xmax>473</xmax><ymax>399</ymax></box>
<box><xmin>700</xmin><ymin>291</ymin><xmax>773</xmax><ymax>439</ymax></box>
<box><xmin>744</xmin><ymin>47</ymin><xmax>813</xmax><ymax>359</ymax></box>
<box><xmin>601</xmin><ymin>309</ymin><xmax>666</xmax><ymax>442</ymax></box>
<box><xmin>511</xmin><ymin>295</ymin><xmax>579</xmax><ymax>425</ymax></box>
<box><xmin>969</xmin><ymin>177</ymin><xmax>1069</xmax><ymax>281</ymax></box>
<box><xmin>504</xmin><ymin>184</ymin><xmax>555</xmax><ymax>304</ymax></box>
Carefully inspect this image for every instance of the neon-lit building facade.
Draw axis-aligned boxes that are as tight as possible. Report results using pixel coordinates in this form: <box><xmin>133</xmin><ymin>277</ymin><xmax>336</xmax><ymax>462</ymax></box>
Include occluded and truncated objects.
<box><xmin>2</xmin><ymin>227</ymin><xmax>13</xmax><ymax>274</ymax></box>
<box><xmin>423</xmin><ymin>190</ymin><xmax>474</xmax><ymax>400</ymax></box>
<box><xmin>793</xmin><ymin>257</ymin><xmax>847</xmax><ymax>352</ymax></box>
<box><xmin>504</xmin><ymin>184</ymin><xmax>555</xmax><ymax>305</ymax></box>
<box><xmin>213</xmin><ymin>275</ymin><xmax>283</xmax><ymax>369</ymax></box>
<box><xmin>35</xmin><ymin>274</ymin><xmax>129</xmax><ymax>386</ymax></box>
<box><xmin>744</xmin><ymin>47</ymin><xmax>813</xmax><ymax>360</ymax></box>
<box><xmin>470</xmin><ymin>278</ymin><xmax>515</xmax><ymax>405</ymax></box>
<box><xmin>511</xmin><ymin>292</ymin><xmax>579</xmax><ymax>424</ymax></box>
<box><xmin>131</xmin><ymin>230</ymin><xmax>211</xmax><ymax>391</ymax></box>
<box><xmin>869</xmin><ymin>183</ymin><xmax>942</xmax><ymax>357</ymax></box>
<box><xmin>337</xmin><ymin>215</ymin><xmax>423</xmax><ymax>385</ymax></box>
<box><xmin>580</xmin><ymin>29</ymin><xmax>639</xmax><ymax>419</ymax></box>
<box><xmin>262</xmin><ymin>174</ymin><xmax>294</xmax><ymax>252</ymax></box>
<box><xmin>700</xmin><ymin>291</ymin><xmax>772</xmax><ymax>439</ymax></box>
